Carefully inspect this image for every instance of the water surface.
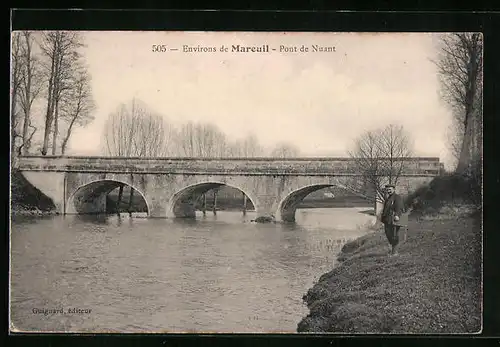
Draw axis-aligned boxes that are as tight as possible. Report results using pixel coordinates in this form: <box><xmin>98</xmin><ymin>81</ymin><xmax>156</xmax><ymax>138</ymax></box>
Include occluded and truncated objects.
<box><xmin>10</xmin><ymin>207</ymin><xmax>375</xmax><ymax>333</ymax></box>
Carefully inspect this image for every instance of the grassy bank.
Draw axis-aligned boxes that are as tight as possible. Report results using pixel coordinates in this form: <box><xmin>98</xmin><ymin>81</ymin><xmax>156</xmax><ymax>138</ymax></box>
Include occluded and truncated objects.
<box><xmin>297</xmin><ymin>170</ymin><xmax>482</xmax><ymax>333</ymax></box>
<box><xmin>297</xmin><ymin>209</ymin><xmax>481</xmax><ymax>333</ymax></box>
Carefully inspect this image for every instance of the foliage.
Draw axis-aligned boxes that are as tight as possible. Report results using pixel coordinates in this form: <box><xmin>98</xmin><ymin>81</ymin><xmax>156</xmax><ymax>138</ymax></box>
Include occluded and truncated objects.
<box><xmin>404</xmin><ymin>169</ymin><xmax>481</xmax><ymax>215</ymax></box>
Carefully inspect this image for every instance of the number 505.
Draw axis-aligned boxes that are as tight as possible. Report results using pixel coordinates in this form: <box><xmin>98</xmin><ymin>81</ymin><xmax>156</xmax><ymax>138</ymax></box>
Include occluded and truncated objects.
<box><xmin>152</xmin><ymin>45</ymin><xmax>167</xmax><ymax>52</ymax></box>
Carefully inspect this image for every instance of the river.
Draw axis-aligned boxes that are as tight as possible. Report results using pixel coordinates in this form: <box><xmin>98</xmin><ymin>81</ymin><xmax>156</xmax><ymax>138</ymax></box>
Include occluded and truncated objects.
<box><xmin>10</xmin><ymin>207</ymin><xmax>375</xmax><ymax>333</ymax></box>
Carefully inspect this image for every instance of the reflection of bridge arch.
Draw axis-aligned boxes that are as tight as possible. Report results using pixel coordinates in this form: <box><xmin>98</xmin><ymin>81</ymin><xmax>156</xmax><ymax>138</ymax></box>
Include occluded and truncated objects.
<box><xmin>167</xmin><ymin>181</ymin><xmax>258</xmax><ymax>218</ymax></box>
<box><xmin>275</xmin><ymin>183</ymin><xmax>372</xmax><ymax>223</ymax></box>
<box><xmin>66</xmin><ymin>179</ymin><xmax>150</xmax><ymax>215</ymax></box>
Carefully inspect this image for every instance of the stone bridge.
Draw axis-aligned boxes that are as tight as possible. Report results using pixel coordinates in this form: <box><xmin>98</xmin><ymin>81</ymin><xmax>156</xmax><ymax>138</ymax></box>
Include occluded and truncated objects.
<box><xmin>16</xmin><ymin>156</ymin><xmax>442</xmax><ymax>222</ymax></box>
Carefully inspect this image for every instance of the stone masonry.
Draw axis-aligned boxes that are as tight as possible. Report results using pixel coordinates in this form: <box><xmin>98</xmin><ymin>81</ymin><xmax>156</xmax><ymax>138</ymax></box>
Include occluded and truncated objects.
<box><xmin>17</xmin><ymin>156</ymin><xmax>441</xmax><ymax>222</ymax></box>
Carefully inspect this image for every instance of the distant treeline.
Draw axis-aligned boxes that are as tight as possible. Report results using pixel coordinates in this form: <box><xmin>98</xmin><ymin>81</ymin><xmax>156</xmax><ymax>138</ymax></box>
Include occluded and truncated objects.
<box><xmin>101</xmin><ymin>98</ymin><xmax>302</xmax><ymax>159</ymax></box>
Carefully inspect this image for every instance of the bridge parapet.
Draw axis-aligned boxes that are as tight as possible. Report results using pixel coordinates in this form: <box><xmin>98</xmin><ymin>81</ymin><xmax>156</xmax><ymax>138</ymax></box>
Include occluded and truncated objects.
<box><xmin>17</xmin><ymin>156</ymin><xmax>442</xmax><ymax>176</ymax></box>
<box><xmin>16</xmin><ymin>155</ymin><xmax>442</xmax><ymax>220</ymax></box>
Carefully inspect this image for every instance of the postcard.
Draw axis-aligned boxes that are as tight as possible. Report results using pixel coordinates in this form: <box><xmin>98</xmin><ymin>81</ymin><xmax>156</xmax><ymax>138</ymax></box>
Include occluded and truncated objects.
<box><xmin>10</xmin><ymin>30</ymin><xmax>482</xmax><ymax>334</ymax></box>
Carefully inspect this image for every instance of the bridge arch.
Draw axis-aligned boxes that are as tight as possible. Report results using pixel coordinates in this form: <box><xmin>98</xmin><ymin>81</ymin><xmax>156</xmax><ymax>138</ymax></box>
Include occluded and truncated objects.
<box><xmin>275</xmin><ymin>183</ymin><xmax>373</xmax><ymax>223</ymax></box>
<box><xmin>66</xmin><ymin>179</ymin><xmax>150</xmax><ymax>215</ymax></box>
<box><xmin>167</xmin><ymin>181</ymin><xmax>258</xmax><ymax>218</ymax></box>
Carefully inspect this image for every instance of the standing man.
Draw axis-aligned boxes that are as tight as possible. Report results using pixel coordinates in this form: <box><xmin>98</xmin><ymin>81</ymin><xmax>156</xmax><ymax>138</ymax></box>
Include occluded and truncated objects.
<box><xmin>381</xmin><ymin>184</ymin><xmax>406</xmax><ymax>256</ymax></box>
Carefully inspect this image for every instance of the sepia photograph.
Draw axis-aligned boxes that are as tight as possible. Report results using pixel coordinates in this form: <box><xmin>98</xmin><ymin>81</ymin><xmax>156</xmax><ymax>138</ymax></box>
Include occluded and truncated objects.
<box><xmin>9</xmin><ymin>30</ymin><xmax>482</xmax><ymax>334</ymax></box>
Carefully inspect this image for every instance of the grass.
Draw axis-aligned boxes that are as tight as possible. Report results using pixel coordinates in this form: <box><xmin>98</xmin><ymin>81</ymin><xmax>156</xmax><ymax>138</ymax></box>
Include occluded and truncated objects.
<box><xmin>297</xmin><ymin>211</ymin><xmax>481</xmax><ymax>334</ymax></box>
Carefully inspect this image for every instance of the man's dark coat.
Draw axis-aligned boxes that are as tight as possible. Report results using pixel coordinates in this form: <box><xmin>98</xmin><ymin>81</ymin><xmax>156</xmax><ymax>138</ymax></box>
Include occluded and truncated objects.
<box><xmin>381</xmin><ymin>193</ymin><xmax>407</xmax><ymax>227</ymax></box>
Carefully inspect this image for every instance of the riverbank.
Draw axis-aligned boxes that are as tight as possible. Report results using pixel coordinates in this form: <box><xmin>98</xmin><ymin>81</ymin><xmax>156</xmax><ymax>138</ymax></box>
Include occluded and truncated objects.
<box><xmin>297</xmin><ymin>207</ymin><xmax>481</xmax><ymax>333</ymax></box>
<box><xmin>10</xmin><ymin>206</ymin><xmax>60</xmax><ymax>217</ymax></box>
<box><xmin>10</xmin><ymin>169</ymin><xmax>57</xmax><ymax>217</ymax></box>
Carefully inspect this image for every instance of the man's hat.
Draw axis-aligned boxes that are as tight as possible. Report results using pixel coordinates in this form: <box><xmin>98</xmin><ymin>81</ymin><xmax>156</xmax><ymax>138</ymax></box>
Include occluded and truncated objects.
<box><xmin>385</xmin><ymin>184</ymin><xmax>395</xmax><ymax>188</ymax></box>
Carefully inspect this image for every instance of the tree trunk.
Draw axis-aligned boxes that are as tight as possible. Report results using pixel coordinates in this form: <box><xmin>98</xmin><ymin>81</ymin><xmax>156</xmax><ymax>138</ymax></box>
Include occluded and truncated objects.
<box><xmin>25</xmin><ymin>126</ymin><xmax>37</xmax><ymax>155</ymax></box>
<box><xmin>242</xmin><ymin>192</ymin><xmax>247</xmax><ymax>215</ymax></box>
<box><xmin>22</xmin><ymin>109</ymin><xmax>31</xmax><ymax>155</ymax></box>
<box><xmin>116</xmin><ymin>184</ymin><xmax>124</xmax><ymax>214</ymax></box>
<box><xmin>61</xmin><ymin>115</ymin><xmax>78</xmax><ymax>155</ymax></box>
<box><xmin>212</xmin><ymin>189</ymin><xmax>218</xmax><ymax>215</ymax></box>
<box><xmin>11</xmin><ymin>91</ymin><xmax>18</xmax><ymax>168</ymax></box>
<box><xmin>456</xmin><ymin>119</ymin><xmax>473</xmax><ymax>174</ymax></box>
<box><xmin>202</xmin><ymin>192</ymin><xmax>207</xmax><ymax>215</ymax></box>
<box><xmin>11</xmin><ymin>36</ymin><xmax>21</xmax><ymax>166</ymax></box>
<box><xmin>41</xmin><ymin>110</ymin><xmax>52</xmax><ymax>155</ymax></box>
<box><xmin>11</xmin><ymin>130</ymin><xmax>18</xmax><ymax>169</ymax></box>
<box><xmin>61</xmin><ymin>130</ymin><xmax>71</xmax><ymax>155</ymax></box>
<box><xmin>41</xmin><ymin>55</ymin><xmax>56</xmax><ymax>156</ymax></box>
<box><xmin>51</xmin><ymin>97</ymin><xmax>60</xmax><ymax>155</ymax></box>
<box><xmin>128</xmin><ymin>187</ymin><xmax>134</xmax><ymax>216</ymax></box>
<box><xmin>457</xmin><ymin>35</ymin><xmax>481</xmax><ymax>174</ymax></box>
<box><xmin>21</xmin><ymin>33</ymin><xmax>33</xmax><ymax>155</ymax></box>
<box><xmin>21</xmin><ymin>90</ymin><xmax>32</xmax><ymax>155</ymax></box>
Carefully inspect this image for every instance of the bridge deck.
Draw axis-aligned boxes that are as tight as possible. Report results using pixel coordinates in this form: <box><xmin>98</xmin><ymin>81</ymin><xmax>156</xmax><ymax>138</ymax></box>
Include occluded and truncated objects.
<box><xmin>17</xmin><ymin>156</ymin><xmax>442</xmax><ymax>176</ymax></box>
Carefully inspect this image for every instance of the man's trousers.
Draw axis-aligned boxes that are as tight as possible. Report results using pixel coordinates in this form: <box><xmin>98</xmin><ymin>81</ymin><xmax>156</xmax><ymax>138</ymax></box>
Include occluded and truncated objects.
<box><xmin>384</xmin><ymin>223</ymin><xmax>401</xmax><ymax>246</ymax></box>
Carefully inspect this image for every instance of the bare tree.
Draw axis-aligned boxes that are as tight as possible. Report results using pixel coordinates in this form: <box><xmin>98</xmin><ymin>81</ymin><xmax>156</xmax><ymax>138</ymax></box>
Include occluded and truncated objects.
<box><xmin>11</xmin><ymin>31</ymin><xmax>91</xmax><ymax>158</ymax></box>
<box><xmin>270</xmin><ymin>142</ymin><xmax>300</xmax><ymax>158</ymax></box>
<box><xmin>10</xmin><ymin>33</ymin><xmax>23</xmax><ymax>166</ymax></box>
<box><xmin>195</xmin><ymin>123</ymin><xmax>228</xmax><ymax>157</ymax></box>
<box><xmin>59</xmin><ymin>68</ymin><xmax>95</xmax><ymax>154</ymax></box>
<box><xmin>170</xmin><ymin>123</ymin><xmax>266</xmax><ymax>159</ymax></box>
<box><xmin>175</xmin><ymin>121</ymin><xmax>229</xmax><ymax>157</ymax></box>
<box><xmin>225</xmin><ymin>141</ymin><xmax>241</xmax><ymax>158</ymax></box>
<box><xmin>102</xmin><ymin>98</ymin><xmax>172</xmax><ymax>157</ymax></box>
<box><xmin>102</xmin><ymin>98</ymin><xmax>174</xmax><ymax>213</ymax></box>
<box><xmin>133</xmin><ymin>110</ymin><xmax>174</xmax><ymax>157</ymax></box>
<box><xmin>349</xmin><ymin>124</ymin><xmax>413</xmax><ymax>205</ymax></box>
<box><xmin>39</xmin><ymin>31</ymin><xmax>85</xmax><ymax>155</ymax></box>
<box><xmin>435</xmin><ymin>33</ymin><xmax>483</xmax><ymax>173</ymax></box>
<box><xmin>176</xmin><ymin>121</ymin><xmax>196</xmax><ymax>157</ymax></box>
<box><xmin>171</xmin><ymin>121</ymin><xmax>237</xmax><ymax>211</ymax></box>
<box><xmin>446</xmin><ymin>119</ymin><xmax>465</xmax><ymax>166</ymax></box>
<box><xmin>232</xmin><ymin>134</ymin><xmax>265</xmax><ymax>157</ymax></box>
<box><xmin>17</xmin><ymin>31</ymin><xmax>43</xmax><ymax>155</ymax></box>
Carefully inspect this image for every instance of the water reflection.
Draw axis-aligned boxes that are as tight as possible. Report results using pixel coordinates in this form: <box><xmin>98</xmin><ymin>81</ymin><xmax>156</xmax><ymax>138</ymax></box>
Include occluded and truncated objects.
<box><xmin>10</xmin><ymin>213</ymin><xmax>56</xmax><ymax>226</ymax></box>
<box><xmin>73</xmin><ymin>214</ymin><xmax>111</xmax><ymax>225</ymax></box>
<box><xmin>10</xmin><ymin>207</ymin><xmax>374</xmax><ymax>333</ymax></box>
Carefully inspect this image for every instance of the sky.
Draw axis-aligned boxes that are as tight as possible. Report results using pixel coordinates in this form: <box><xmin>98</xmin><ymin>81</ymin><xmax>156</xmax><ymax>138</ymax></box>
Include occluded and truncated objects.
<box><xmin>65</xmin><ymin>31</ymin><xmax>454</xmax><ymax>167</ymax></box>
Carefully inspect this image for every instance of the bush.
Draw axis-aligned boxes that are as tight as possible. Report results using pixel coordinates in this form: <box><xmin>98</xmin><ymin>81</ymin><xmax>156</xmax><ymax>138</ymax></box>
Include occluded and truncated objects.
<box><xmin>405</xmin><ymin>168</ymin><xmax>481</xmax><ymax>215</ymax></box>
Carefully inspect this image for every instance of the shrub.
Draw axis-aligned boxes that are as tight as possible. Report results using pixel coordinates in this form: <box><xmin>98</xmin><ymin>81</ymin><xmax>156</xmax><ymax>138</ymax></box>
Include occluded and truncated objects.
<box><xmin>405</xmin><ymin>168</ymin><xmax>481</xmax><ymax>216</ymax></box>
